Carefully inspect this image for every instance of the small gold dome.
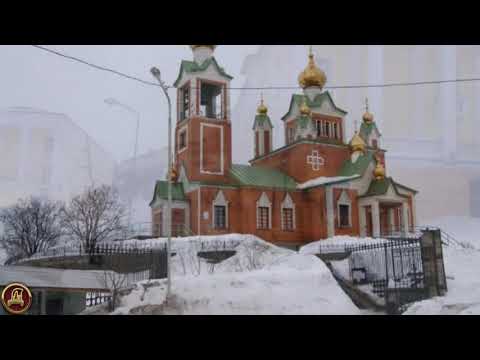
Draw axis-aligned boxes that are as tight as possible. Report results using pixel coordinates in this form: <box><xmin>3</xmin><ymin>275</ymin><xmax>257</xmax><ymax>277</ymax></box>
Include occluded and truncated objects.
<box><xmin>190</xmin><ymin>45</ymin><xmax>216</xmax><ymax>51</ymax></box>
<box><xmin>363</xmin><ymin>111</ymin><xmax>374</xmax><ymax>123</ymax></box>
<box><xmin>350</xmin><ymin>132</ymin><xmax>366</xmax><ymax>153</ymax></box>
<box><xmin>299</xmin><ymin>99</ymin><xmax>311</xmax><ymax>116</ymax></box>
<box><xmin>257</xmin><ymin>97</ymin><xmax>268</xmax><ymax>115</ymax></box>
<box><xmin>373</xmin><ymin>158</ymin><xmax>386</xmax><ymax>180</ymax></box>
<box><xmin>298</xmin><ymin>48</ymin><xmax>327</xmax><ymax>89</ymax></box>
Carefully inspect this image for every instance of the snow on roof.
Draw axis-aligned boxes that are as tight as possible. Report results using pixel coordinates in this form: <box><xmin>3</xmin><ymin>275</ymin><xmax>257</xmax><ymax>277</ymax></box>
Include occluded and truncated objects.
<box><xmin>297</xmin><ymin>175</ymin><xmax>360</xmax><ymax>190</ymax></box>
<box><xmin>0</xmin><ymin>266</ymin><xmax>114</xmax><ymax>291</ymax></box>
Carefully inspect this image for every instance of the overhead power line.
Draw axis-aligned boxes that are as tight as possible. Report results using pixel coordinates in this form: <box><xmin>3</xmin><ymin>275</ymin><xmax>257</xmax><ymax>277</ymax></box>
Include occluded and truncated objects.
<box><xmin>32</xmin><ymin>45</ymin><xmax>480</xmax><ymax>91</ymax></box>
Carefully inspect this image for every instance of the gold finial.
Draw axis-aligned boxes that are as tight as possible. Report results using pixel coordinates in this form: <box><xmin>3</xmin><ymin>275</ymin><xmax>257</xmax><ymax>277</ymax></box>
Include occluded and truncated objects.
<box><xmin>298</xmin><ymin>46</ymin><xmax>327</xmax><ymax>89</ymax></box>
<box><xmin>363</xmin><ymin>97</ymin><xmax>374</xmax><ymax>123</ymax></box>
<box><xmin>299</xmin><ymin>98</ymin><xmax>311</xmax><ymax>116</ymax></box>
<box><xmin>373</xmin><ymin>154</ymin><xmax>386</xmax><ymax>180</ymax></box>
<box><xmin>349</xmin><ymin>131</ymin><xmax>366</xmax><ymax>153</ymax></box>
<box><xmin>257</xmin><ymin>93</ymin><xmax>268</xmax><ymax>115</ymax></box>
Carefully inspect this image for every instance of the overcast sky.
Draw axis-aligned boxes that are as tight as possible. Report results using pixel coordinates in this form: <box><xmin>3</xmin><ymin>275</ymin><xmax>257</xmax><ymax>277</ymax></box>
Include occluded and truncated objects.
<box><xmin>0</xmin><ymin>45</ymin><xmax>259</xmax><ymax>162</ymax></box>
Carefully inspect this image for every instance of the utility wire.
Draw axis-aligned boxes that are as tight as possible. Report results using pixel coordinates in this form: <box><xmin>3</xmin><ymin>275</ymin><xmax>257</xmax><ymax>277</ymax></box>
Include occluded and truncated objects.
<box><xmin>32</xmin><ymin>45</ymin><xmax>161</xmax><ymax>88</ymax></box>
<box><xmin>31</xmin><ymin>45</ymin><xmax>480</xmax><ymax>91</ymax></box>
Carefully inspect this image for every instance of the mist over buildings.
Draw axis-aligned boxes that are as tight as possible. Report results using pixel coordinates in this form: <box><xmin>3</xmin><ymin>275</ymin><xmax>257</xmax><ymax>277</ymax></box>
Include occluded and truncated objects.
<box><xmin>1</xmin><ymin>45</ymin><xmax>479</xmax><ymax>226</ymax></box>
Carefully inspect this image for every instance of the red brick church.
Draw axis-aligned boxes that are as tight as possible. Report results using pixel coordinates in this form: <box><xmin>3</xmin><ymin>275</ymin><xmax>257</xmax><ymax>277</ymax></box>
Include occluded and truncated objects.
<box><xmin>150</xmin><ymin>45</ymin><xmax>418</xmax><ymax>249</ymax></box>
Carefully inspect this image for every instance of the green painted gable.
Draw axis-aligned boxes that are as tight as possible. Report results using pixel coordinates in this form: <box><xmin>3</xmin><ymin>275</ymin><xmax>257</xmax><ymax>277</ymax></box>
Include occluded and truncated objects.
<box><xmin>359</xmin><ymin>177</ymin><xmax>414</xmax><ymax>199</ymax></box>
<box><xmin>229</xmin><ymin>164</ymin><xmax>297</xmax><ymax>190</ymax></box>
<box><xmin>281</xmin><ymin>92</ymin><xmax>348</xmax><ymax>121</ymax></box>
<box><xmin>337</xmin><ymin>151</ymin><xmax>375</xmax><ymax>177</ymax></box>
<box><xmin>252</xmin><ymin>114</ymin><xmax>273</xmax><ymax>130</ymax></box>
<box><xmin>149</xmin><ymin>181</ymin><xmax>186</xmax><ymax>206</ymax></box>
<box><xmin>173</xmin><ymin>57</ymin><xmax>233</xmax><ymax>87</ymax></box>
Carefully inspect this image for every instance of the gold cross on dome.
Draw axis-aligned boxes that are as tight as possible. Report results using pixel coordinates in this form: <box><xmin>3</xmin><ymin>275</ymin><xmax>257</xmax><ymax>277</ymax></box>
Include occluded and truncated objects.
<box><xmin>365</xmin><ymin>97</ymin><xmax>369</xmax><ymax>112</ymax></box>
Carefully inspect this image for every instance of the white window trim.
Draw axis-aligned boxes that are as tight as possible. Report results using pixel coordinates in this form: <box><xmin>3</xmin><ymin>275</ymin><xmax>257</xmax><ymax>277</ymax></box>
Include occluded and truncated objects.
<box><xmin>212</xmin><ymin>190</ymin><xmax>229</xmax><ymax>230</ymax></box>
<box><xmin>337</xmin><ymin>190</ymin><xmax>352</xmax><ymax>228</ymax></box>
<box><xmin>281</xmin><ymin>193</ymin><xmax>296</xmax><ymax>231</ymax></box>
<box><xmin>177</xmin><ymin>125</ymin><xmax>188</xmax><ymax>155</ymax></box>
<box><xmin>256</xmin><ymin>192</ymin><xmax>272</xmax><ymax>229</ymax></box>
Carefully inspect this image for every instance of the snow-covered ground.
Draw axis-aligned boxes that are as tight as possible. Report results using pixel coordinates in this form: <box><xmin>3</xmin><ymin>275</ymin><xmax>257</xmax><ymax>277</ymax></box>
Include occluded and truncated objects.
<box><xmin>85</xmin><ymin>235</ymin><xmax>361</xmax><ymax>315</ymax></box>
<box><xmin>300</xmin><ymin>236</ymin><xmax>390</xmax><ymax>255</ymax></box>
<box><xmin>0</xmin><ymin>247</ymin><xmax>6</xmax><ymax>266</ymax></box>
<box><xmin>421</xmin><ymin>216</ymin><xmax>480</xmax><ymax>250</ymax></box>
<box><xmin>404</xmin><ymin>216</ymin><xmax>480</xmax><ymax>315</ymax></box>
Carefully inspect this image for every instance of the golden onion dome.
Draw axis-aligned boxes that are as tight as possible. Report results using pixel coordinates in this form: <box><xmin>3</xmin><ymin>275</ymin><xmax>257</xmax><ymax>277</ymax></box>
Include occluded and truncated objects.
<box><xmin>373</xmin><ymin>159</ymin><xmax>386</xmax><ymax>180</ymax></box>
<box><xmin>299</xmin><ymin>99</ymin><xmax>312</xmax><ymax>116</ymax></box>
<box><xmin>363</xmin><ymin>111</ymin><xmax>374</xmax><ymax>123</ymax></box>
<box><xmin>298</xmin><ymin>48</ymin><xmax>327</xmax><ymax>89</ymax></box>
<box><xmin>190</xmin><ymin>45</ymin><xmax>216</xmax><ymax>51</ymax></box>
<box><xmin>349</xmin><ymin>132</ymin><xmax>366</xmax><ymax>153</ymax></box>
<box><xmin>257</xmin><ymin>96</ymin><xmax>268</xmax><ymax>115</ymax></box>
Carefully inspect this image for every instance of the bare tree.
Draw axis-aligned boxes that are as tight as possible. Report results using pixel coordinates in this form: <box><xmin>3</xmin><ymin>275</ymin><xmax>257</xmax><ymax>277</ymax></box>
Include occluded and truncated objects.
<box><xmin>102</xmin><ymin>270</ymin><xmax>128</xmax><ymax>312</ymax></box>
<box><xmin>62</xmin><ymin>185</ymin><xmax>127</xmax><ymax>253</ymax></box>
<box><xmin>0</xmin><ymin>197</ymin><xmax>64</xmax><ymax>263</ymax></box>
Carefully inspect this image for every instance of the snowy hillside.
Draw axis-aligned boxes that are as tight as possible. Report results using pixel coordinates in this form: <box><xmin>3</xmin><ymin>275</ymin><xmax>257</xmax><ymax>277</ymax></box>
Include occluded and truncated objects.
<box><xmin>422</xmin><ymin>216</ymin><xmax>480</xmax><ymax>250</ymax></box>
<box><xmin>404</xmin><ymin>216</ymin><xmax>480</xmax><ymax>315</ymax></box>
<box><xmin>85</xmin><ymin>235</ymin><xmax>361</xmax><ymax>315</ymax></box>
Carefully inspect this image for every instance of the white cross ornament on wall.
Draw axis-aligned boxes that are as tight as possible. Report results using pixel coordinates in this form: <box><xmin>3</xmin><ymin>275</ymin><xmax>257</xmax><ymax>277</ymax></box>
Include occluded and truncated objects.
<box><xmin>307</xmin><ymin>150</ymin><xmax>325</xmax><ymax>171</ymax></box>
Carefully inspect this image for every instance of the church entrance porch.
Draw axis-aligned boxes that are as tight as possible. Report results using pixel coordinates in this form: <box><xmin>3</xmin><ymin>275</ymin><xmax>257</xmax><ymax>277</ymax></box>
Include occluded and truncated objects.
<box><xmin>379</xmin><ymin>202</ymin><xmax>404</xmax><ymax>237</ymax></box>
<box><xmin>360</xmin><ymin>200</ymin><xmax>410</xmax><ymax>239</ymax></box>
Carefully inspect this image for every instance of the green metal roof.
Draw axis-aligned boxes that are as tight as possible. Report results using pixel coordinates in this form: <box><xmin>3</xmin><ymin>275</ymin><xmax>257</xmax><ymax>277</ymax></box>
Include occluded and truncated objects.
<box><xmin>281</xmin><ymin>92</ymin><xmax>348</xmax><ymax>121</ymax></box>
<box><xmin>229</xmin><ymin>164</ymin><xmax>297</xmax><ymax>190</ymax></box>
<box><xmin>252</xmin><ymin>114</ymin><xmax>273</xmax><ymax>130</ymax></box>
<box><xmin>337</xmin><ymin>151</ymin><xmax>375</xmax><ymax>177</ymax></box>
<box><xmin>359</xmin><ymin>177</ymin><xmax>414</xmax><ymax>199</ymax></box>
<box><xmin>173</xmin><ymin>57</ymin><xmax>233</xmax><ymax>87</ymax></box>
<box><xmin>150</xmin><ymin>181</ymin><xmax>186</xmax><ymax>206</ymax></box>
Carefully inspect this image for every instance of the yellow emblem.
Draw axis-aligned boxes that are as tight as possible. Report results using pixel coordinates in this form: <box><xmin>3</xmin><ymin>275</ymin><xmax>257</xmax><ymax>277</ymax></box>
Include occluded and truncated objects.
<box><xmin>1</xmin><ymin>283</ymin><xmax>32</xmax><ymax>315</ymax></box>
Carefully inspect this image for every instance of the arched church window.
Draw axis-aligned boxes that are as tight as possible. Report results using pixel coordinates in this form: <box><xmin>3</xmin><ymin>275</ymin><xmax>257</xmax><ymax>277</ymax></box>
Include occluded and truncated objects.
<box><xmin>212</xmin><ymin>191</ymin><xmax>229</xmax><ymax>230</ymax></box>
<box><xmin>337</xmin><ymin>190</ymin><xmax>352</xmax><ymax>228</ymax></box>
<box><xmin>256</xmin><ymin>192</ymin><xmax>272</xmax><ymax>229</ymax></box>
<box><xmin>325</xmin><ymin>122</ymin><xmax>331</xmax><ymax>138</ymax></box>
<box><xmin>281</xmin><ymin>193</ymin><xmax>296</xmax><ymax>231</ymax></box>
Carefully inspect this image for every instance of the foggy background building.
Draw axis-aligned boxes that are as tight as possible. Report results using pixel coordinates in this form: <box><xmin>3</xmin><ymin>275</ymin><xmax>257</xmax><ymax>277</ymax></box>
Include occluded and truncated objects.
<box><xmin>232</xmin><ymin>45</ymin><xmax>480</xmax><ymax>223</ymax></box>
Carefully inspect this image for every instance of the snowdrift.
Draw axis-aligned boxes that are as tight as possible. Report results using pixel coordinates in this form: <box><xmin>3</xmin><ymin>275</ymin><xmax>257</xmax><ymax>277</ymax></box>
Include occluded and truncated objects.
<box><xmin>92</xmin><ymin>235</ymin><xmax>361</xmax><ymax>315</ymax></box>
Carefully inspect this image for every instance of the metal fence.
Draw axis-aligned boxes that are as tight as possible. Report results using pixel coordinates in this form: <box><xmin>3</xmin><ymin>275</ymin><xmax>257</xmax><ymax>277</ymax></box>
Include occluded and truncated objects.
<box><xmin>343</xmin><ymin>238</ymin><xmax>428</xmax><ymax>313</ymax></box>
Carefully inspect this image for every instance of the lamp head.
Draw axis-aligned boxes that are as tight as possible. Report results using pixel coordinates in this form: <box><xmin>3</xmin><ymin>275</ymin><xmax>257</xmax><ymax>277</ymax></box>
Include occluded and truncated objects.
<box><xmin>150</xmin><ymin>67</ymin><xmax>161</xmax><ymax>80</ymax></box>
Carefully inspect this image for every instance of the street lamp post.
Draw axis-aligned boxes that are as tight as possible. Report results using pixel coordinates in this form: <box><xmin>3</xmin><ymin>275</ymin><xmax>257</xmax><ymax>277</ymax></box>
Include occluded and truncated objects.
<box><xmin>150</xmin><ymin>67</ymin><xmax>173</xmax><ymax>300</ymax></box>
<box><xmin>104</xmin><ymin>98</ymin><xmax>140</xmax><ymax>236</ymax></box>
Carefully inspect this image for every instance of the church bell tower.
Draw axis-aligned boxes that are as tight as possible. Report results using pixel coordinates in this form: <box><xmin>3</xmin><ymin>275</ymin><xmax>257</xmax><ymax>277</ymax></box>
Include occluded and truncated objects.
<box><xmin>173</xmin><ymin>45</ymin><xmax>234</xmax><ymax>184</ymax></box>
